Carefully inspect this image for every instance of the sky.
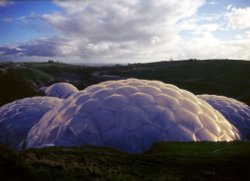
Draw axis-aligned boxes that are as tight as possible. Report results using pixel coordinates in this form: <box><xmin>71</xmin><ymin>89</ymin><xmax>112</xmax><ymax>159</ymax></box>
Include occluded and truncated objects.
<box><xmin>0</xmin><ymin>0</ymin><xmax>250</xmax><ymax>64</ymax></box>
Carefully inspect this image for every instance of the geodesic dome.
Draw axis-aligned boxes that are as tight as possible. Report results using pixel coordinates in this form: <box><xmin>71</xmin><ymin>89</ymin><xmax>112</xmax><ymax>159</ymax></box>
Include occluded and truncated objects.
<box><xmin>0</xmin><ymin>96</ymin><xmax>62</xmax><ymax>149</ymax></box>
<box><xmin>27</xmin><ymin>79</ymin><xmax>240</xmax><ymax>153</ymax></box>
<box><xmin>197</xmin><ymin>94</ymin><xmax>250</xmax><ymax>140</ymax></box>
<box><xmin>45</xmin><ymin>82</ymin><xmax>78</xmax><ymax>99</ymax></box>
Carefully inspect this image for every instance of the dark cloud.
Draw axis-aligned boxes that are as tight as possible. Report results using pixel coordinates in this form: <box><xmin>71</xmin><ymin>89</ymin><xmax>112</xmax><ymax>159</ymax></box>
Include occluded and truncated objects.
<box><xmin>0</xmin><ymin>37</ymin><xmax>65</xmax><ymax>57</ymax></box>
<box><xmin>0</xmin><ymin>47</ymin><xmax>21</xmax><ymax>55</ymax></box>
<box><xmin>19</xmin><ymin>38</ymin><xmax>61</xmax><ymax>57</ymax></box>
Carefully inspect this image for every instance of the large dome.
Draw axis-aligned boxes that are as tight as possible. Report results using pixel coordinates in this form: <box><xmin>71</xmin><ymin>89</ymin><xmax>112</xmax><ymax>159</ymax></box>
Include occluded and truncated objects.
<box><xmin>45</xmin><ymin>82</ymin><xmax>78</xmax><ymax>99</ymax></box>
<box><xmin>27</xmin><ymin>79</ymin><xmax>240</xmax><ymax>152</ymax></box>
<box><xmin>197</xmin><ymin>94</ymin><xmax>250</xmax><ymax>140</ymax></box>
<box><xmin>0</xmin><ymin>96</ymin><xmax>62</xmax><ymax>149</ymax></box>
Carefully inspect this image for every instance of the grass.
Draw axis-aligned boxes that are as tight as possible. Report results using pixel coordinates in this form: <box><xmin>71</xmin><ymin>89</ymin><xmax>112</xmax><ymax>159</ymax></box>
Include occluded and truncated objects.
<box><xmin>0</xmin><ymin>70</ymin><xmax>42</xmax><ymax>107</ymax></box>
<box><xmin>0</xmin><ymin>142</ymin><xmax>250</xmax><ymax>181</ymax></box>
<box><xmin>1</xmin><ymin>60</ymin><xmax>250</xmax><ymax>104</ymax></box>
<box><xmin>15</xmin><ymin>68</ymin><xmax>54</xmax><ymax>84</ymax></box>
<box><xmin>0</xmin><ymin>62</ymin><xmax>93</xmax><ymax>106</ymax></box>
<box><xmin>24</xmin><ymin>62</ymin><xmax>94</xmax><ymax>89</ymax></box>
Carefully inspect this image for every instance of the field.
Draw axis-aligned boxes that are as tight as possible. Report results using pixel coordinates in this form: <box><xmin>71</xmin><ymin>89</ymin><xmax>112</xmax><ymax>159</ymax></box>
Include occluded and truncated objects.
<box><xmin>1</xmin><ymin>60</ymin><xmax>250</xmax><ymax>180</ymax></box>
<box><xmin>1</xmin><ymin>142</ymin><xmax>250</xmax><ymax>181</ymax></box>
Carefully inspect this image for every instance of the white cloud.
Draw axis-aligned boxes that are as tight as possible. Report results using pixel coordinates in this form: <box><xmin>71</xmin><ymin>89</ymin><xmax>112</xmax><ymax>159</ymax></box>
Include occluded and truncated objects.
<box><xmin>194</xmin><ymin>23</ymin><xmax>220</xmax><ymax>35</ymax></box>
<box><xmin>245</xmin><ymin>31</ymin><xmax>250</xmax><ymax>38</ymax></box>
<box><xmin>183</xmin><ymin>32</ymin><xmax>250</xmax><ymax>60</ymax></box>
<box><xmin>1</xmin><ymin>0</ymin><xmax>250</xmax><ymax>63</ymax></box>
<box><xmin>226</xmin><ymin>4</ymin><xmax>232</xmax><ymax>10</ymax></box>
<box><xmin>227</xmin><ymin>7</ymin><xmax>250</xmax><ymax>29</ymax></box>
<box><xmin>150</xmin><ymin>36</ymin><xmax>160</xmax><ymax>44</ymax></box>
<box><xmin>206</xmin><ymin>1</ymin><xmax>219</xmax><ymax>5</ymax></box>
<box><xmin>41</xmin><ymin>0</ymin><xmax>205</xmax><ymax>61</ymax></box>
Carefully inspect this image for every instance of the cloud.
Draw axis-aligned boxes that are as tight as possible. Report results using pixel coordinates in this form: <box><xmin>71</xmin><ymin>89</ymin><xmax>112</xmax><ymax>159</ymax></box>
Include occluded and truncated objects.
<box><xmin>206</xmin><ymin>1</ymin><xmax>219</xmax><ymax>5</ymax></box>
<box><xmin>227</xmin><ymin>7</ymin><xmax>250</xmax><ymax>29</ymax></box>
<box><xmin>0</xmin><ymin>46</ymin><xmax>21</xmax><ymax>56</ymax></box>
<box><xmin>0</xmin><ymin>37</ymin><xmax>67</xmax><ymax>57</ymax></box>
<box><xmin>226</xmin><ymin>4</ymin><xmax>232</xmax><ymax>10</ymax></box>
<box><xmin>42</xmin><ymin>0</ymin><xmax>205</xmax><ymax>60</ymax></box>
<box><xmin>0</xmin><ymin>0</ymin><xmax>13</xmax><ymax>7</ymax></box>
<box><xmin>0</xmin><ymin>0</ymin><xmax>205</xmax><ymax>62</ymax></box>
<box><xmin>47</xmin><ymin>0</ymin><xmax>205</xmax><ymax>42</ymax></box>
<box><xmin>182</xmin><ymin>32</ymin><xmax>250</xmax><ymax>60</ymax></box>
<box><xmin>0</xmin><ymin>36</ymin><xmax>135</xmax><ymax>61</ymax></box>
<box><xmin>1</xmin><ymin>0</ymin><xmax>250</xmax><ymax>63</ymax></box>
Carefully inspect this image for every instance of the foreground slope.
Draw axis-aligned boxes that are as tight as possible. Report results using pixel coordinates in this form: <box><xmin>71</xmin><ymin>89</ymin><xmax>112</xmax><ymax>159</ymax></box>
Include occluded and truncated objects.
<box><xmin>0</xmin><ymin>142</ymin><xmax>250</xmax><ymax>181</ymax></box>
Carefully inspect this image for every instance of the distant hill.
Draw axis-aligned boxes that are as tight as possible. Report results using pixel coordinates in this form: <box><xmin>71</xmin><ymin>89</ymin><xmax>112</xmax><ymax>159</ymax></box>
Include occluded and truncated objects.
<box><xmin>0</xmin><ymin>60</ymin><xmax>250</xmax><ymax>106</ymax></box>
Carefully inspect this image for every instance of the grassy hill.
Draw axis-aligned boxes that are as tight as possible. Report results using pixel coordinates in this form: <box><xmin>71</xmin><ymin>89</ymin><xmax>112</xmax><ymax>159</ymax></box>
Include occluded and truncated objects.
<box><xmin>0</xmin><ymin>142</ymin><xmax>250</xmax><ymax>181</ymax></box>
<box><xmin>0</xmin><ymin>62</ymin><xmax>93</xmax><ymax>106</ymax></box>
<box><xmin>0</xmin><ymin>69</ymin><xmax>42</xmax><ymax>107</ymax></box>
<box><xmin>1</xmin><ymin>60</ymin><xmax>250</xmax><ymax>105</ymax></box>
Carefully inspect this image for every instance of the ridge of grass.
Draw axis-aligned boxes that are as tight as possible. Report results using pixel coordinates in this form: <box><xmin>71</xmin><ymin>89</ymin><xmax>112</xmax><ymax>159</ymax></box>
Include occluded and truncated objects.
<box><xmin>1</xmin><ymin>142</ymin><xmax>250</xmax><ymax>181</ymax></box>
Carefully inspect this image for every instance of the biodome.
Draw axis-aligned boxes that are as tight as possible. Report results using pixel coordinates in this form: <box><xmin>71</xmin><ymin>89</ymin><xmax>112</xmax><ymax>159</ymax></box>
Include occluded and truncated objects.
<box><xmin>198</xmin><ymin>94</ymin><xmax>250</xmax><ymax>140</ymax></box>
<box><xmin>0</xmin><ymin>96</ymin><xmax>62</xmax><ymax>149</ymax></box>
<box><xmin>27</xmin><ymin>79</ymin><xmax>240</xmax><ymax>152</ymax></box>
<box><xmin>45</xmin><ymin>82</ymin><xmax>79</xmax><ymax>99</ymax></box>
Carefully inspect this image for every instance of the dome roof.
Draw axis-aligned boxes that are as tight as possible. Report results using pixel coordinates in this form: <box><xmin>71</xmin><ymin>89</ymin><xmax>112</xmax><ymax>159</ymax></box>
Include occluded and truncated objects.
<box><xmin>27</xmin><ymin>79</ymin><xmax>240</xmax><ymax>152</ymax></box>
<box><xmin>45</xmin><ymin>82</ymin><xmax>78</xmax><ymax>99</ymax></box>
<box><xmin>0</xmin><ymin>96</ymin><xmax>62</xmax><ymax>149</ymax></box>
<box><xmin>198</xmin><ymin>94</ymin><xmax>250</xmax><ymax>140</ymax></box>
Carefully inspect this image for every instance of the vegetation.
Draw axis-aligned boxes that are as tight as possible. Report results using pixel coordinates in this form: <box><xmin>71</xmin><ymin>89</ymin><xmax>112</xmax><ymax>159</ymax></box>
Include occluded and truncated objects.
<box><xmin>0</xmin><ymin>142</ymin><xmax>250</xmax><ymax>181</ymax></box>
<box><xmin>0</xmin><ymin>69</ymin><xmax>42</xmax><ymax>107</ymax></box>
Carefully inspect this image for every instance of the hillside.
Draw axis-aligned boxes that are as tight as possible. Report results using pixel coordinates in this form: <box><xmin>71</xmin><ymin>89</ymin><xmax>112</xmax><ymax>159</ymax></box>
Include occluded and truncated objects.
<box><xmin>1</xmin><ymin>59</ymin><xmax>250</xmax><ymax>106</ymax></box>
<box><xmin>1</xmin><ymin>142</ymin><xmax>250</xmax><ymax>181</ymax></box>
<box><xmin>0</xmin><ymin>62</ymin><xmax>93</xmax><ymax>106</ymax></box>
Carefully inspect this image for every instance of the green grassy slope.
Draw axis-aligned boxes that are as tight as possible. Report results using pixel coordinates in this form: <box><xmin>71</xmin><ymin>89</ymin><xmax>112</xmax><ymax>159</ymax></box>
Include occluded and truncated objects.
<box><xmin>1</xmin><ymin>60</ymin><xmax>250</xmax><ymax>105</ymax></box>
<box><xmin>0</xmin><ymin>70</ymin><xmax>42</xmax><ymax>107</ymax></box>
<box><xmin>0</xmin><ymin>142</ymin><xmax>250</xmax><ymax>181</ymax></box>
<box><xmin>15</xmin><ymin>68</ymin><xmax>54</xmax><ymax>84</ymax></box>
<box><xmin>24</xmin><ymin>62</ymin><xmax>94</xmax><ymax>88</ymax></box>
<box><xmin>0</xmin><ymin>62</ymin><xmax>93</xmax><ymax>106</ymax></box>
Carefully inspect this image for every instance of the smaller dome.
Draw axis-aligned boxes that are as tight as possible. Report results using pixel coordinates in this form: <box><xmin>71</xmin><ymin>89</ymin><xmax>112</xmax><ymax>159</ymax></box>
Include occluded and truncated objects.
<box><xmin>0</xmin><ymin>96</ymin><xmax>62</xmax><ymax>149</ymax></box>
<box><xmin>45</xmin><ymin>82</ymin><xmax>78</xmax><ymax>99</ymax></box>
<box><xmin>198</xmin><ymin>94</ymin><xmax>250</xmax><ymax>140</ymax></box>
